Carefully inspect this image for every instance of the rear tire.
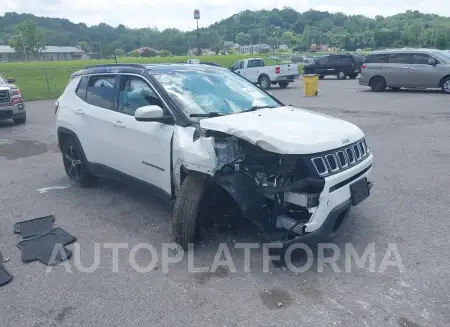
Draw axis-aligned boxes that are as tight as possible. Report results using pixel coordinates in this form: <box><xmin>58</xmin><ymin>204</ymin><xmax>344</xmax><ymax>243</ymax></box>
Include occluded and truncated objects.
<box><xmin>349</xmin><ymin>73</ymin><xmax>358</xmax><ymax>79</ymax></box>
<box><xmin>259</xmin><ymin>75</ymin><xmax>271</xmax><ymax>90</ymax></box>
<box><xmin>278</xmin><ymin>81</ymin><xmax>289</xmax><ymax>88</ymax></box>
<box><xmin>173</xmin><ymin>174</ymin><xmax>208</xmax><ymax>250</ymax></box>
<box><xmin>318</xmin><ymin>75</ymin><xmax>324</xmax><ymax>80</ymax></box>
<box><xmin>370</xmin><ymin>76</ymin><xmax>387</xmax><ymax>92</ymax></box>
<box><xmin>61</xmin><ymin>137</ymin><xmax>95</xmax><ymax>187</ymax></box>
<box><xmin>441</xmin><ymin>77</ymin><xmax>450</xmax><ymax>94</ymax></box>
<box><xmin>13</xmin><ymin>114</ymin><xmax>26</xmax><ymax>124</ymax></box>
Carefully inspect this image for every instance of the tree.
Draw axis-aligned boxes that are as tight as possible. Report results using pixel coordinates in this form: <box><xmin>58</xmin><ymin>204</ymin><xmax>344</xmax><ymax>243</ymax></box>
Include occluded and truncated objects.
<box><xmin>236</xmin><ymin>32</ymin><xmax>251</xmax><ymax>45</ymax></box>
<box><xmin>9</xmin><ymin>21</ymin><xmax>46</xmax><ymax>60</ymax></box>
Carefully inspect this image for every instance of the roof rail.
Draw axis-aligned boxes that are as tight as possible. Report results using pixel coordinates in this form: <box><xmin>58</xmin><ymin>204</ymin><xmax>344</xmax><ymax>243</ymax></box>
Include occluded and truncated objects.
<box><xmin>84</xmin><ymin>63</ymin><xmax>147</xmax><ymax>69</ymax></box>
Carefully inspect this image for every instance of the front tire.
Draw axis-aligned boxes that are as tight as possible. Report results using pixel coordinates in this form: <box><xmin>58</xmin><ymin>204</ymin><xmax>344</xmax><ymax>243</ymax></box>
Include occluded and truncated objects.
<box><xmin>259</xmin><ymin>75</ymin><xmax>271</xmax><ymax>90</ymax></box>
<box><xmin>173</xmin><ymin>174</ymin><xmax>208</xmax><ymax>250</ymax></box>
<box><xmin>370</xmin><ymin>76</ymin><xmax>387</xmax><ymax>92</ymax></box>
<box><xmin>61</xmin><ymin>137</ymin><xmax>95</xmax><ymax>187</ymax></box>
<box><xmin>441</xmin><ymin>77</ymin><xmax>450</xmax><ymax>94</ymax></box>
<box><xmin>13</xmin><ymin>114</ymin><xmax>26</xmax><ymax>124</ymax></box>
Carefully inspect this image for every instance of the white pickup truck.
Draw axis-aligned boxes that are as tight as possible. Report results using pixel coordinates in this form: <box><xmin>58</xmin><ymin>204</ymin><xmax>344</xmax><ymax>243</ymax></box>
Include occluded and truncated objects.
<box><xmin>230</xmin><ymin>58</ymin><xmax>299</xmax><ymax>89</ymax></box>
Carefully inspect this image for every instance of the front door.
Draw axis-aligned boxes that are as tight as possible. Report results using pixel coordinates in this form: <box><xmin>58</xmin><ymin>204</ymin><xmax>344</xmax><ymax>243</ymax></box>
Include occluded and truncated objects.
<box><xmin>245</xmin><ymin>59</ymin><xmax>264</xmax><ymax>83</ymax></box>
<box><xmin>114</xmin><ymin>74</ymin><xmax>174</xmax><ymax>195</ymax></box>
<box><xmin>410</xmin><ymin>53</ymin><xmax>442</xmax><ymax>88</ymax></box>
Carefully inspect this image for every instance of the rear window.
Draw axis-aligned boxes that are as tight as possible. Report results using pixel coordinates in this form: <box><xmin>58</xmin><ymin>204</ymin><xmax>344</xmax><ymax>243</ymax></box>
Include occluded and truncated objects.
<box><xmin>85</xmin><ymin>75</ymin><xmax>116</xmax><ymax>110</ymax></box>
<box><xmin>75</xmin><ymin>76</ymin><xmax>89</xmax><ymax>99</ymax></box>
<box><xmin>365</xmin><ymin>54</ymin><xmax>389</xmax><ymax>63</ymax></box>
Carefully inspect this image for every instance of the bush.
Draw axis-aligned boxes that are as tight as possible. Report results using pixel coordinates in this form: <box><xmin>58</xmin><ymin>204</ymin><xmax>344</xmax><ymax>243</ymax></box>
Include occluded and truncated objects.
<box><xmin>160</xmin><ymin>50</ymin><xmax>172</xmax><ymax>57</ymax></box>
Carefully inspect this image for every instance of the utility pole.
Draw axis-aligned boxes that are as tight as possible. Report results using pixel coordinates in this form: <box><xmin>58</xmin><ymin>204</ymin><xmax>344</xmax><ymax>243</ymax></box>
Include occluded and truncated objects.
<box><xmin>194</xmin><ymin>9</ymin><xmax>200</xmax><ymax>56</ymax></box>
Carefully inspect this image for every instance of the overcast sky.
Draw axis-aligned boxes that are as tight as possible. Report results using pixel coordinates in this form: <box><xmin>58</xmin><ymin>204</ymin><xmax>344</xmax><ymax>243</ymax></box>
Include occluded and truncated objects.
<box><xmin>1</xmin><ymin>0</ymin><xmax>447</xmax><ymax>31</ymax></box>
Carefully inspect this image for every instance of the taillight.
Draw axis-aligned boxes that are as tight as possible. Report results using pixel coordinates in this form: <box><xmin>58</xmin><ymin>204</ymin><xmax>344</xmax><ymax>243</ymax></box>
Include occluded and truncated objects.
<box><xmin>275</xmin><ymin>66</ymin><xmax>280</xmax><ymax>74</ymax></box>
<box><xmin>361</xmin><ymin>64</ymin><xmax>367</xmax><ymax>70</ymax></box>
<box><xmin>55</xmin><ymin>101</ymin><xmax>59</xmax><ymax>114</ymax></box>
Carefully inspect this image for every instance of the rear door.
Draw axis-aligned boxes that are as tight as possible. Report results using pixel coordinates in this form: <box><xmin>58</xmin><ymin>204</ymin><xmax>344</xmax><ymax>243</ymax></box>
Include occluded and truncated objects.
<box><xmin>245</xmin><ymin>59</ymin><xmax>264</xmax><ymax>83</ymax></box>
<box><xmin>384</xmin><ymin>53</ymin><xmax>413</xmax><ymax>87</ymax></box>
<box><xmin>410</xmin><ymin>53</ymin><xmax>441</xmax><ymax>88</ymax></box>
<box><xmin>334</xmin><ymin>55</ymin><xmax>354</xmax><ymax>74</ymax></box>
<box><xmin>78</xmin><ymin>74</ymin><xmax>121</xmax><ymax>169</ymax></box>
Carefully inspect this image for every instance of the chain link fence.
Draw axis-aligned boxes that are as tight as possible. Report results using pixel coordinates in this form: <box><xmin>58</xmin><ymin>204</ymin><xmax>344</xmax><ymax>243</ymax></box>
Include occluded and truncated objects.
<box><xmin>1</xmin><ymin>67</ymin><xmax>85</xmax><ymax>101</ymax></box>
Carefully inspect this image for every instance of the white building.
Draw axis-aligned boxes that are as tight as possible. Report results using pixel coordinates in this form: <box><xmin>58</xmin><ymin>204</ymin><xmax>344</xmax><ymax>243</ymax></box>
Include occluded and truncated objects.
<box><xmin>0</xmin><ymin>45</ymin><xmax>88</xmax><ymax>62</ymax></box>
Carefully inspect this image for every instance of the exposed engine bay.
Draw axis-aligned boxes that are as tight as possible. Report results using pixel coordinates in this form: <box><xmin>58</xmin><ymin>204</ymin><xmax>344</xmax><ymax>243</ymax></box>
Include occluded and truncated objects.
<box><xmin>205</xmin><ymin>130</ymin><xmax>326</xmax><ymax>241</ymax></box>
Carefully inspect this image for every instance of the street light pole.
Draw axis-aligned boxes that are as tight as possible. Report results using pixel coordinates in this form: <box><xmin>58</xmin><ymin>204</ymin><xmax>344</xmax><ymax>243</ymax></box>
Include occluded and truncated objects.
<box><xmin>194</xmin><ymin>9</ymin><xmax>201</xmax><ymax>56</ymax></box>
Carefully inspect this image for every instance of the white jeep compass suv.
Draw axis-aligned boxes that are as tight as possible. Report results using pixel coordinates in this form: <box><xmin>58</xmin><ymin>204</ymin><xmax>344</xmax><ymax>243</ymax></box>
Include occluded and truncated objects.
<box><xmin>55</xmin><ymin>63</ymin><xmax>373</xmax><ymax>249</ymax></box>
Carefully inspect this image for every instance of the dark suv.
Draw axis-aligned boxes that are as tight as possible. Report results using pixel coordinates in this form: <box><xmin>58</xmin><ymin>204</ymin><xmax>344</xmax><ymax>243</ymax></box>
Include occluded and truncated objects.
<box><xmin>303</xmin><ymin>54</ymin><xmax>365</xmax><ymax>80</ymax></box>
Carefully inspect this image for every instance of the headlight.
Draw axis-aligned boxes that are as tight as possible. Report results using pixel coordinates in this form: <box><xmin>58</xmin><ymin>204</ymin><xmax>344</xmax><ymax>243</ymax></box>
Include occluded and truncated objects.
<box><xmin>10</xmin><ymin>88</ymin><xmax>22</xmax><ymax>98</ymax></box>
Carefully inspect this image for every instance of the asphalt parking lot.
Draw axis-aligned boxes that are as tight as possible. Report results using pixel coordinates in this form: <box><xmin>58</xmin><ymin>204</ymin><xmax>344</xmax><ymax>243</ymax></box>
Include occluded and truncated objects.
<box><xmin>1</xmin><ymin>79</ymin><xmax>449</xmax><ymax>327</ymax></box>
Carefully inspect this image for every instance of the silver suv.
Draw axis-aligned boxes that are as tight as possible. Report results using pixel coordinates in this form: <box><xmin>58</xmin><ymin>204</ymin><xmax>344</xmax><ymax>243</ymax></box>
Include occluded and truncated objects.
<box><xmin>359</xmin><ymin>48</ymin><xmax>450</xmax><ymax>94</ymax></box>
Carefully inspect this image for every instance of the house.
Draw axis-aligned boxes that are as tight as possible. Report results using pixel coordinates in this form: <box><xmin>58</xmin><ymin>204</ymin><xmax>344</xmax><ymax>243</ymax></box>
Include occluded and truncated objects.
<box><xmin>0</xmin><ymin>45</ymin><xmax>88</xmax><ymax>62</ymax></box>
<box><xmin>238</xmin><ymin>44</ymin><xmax>271</xmax><ymax>54</ymax></box>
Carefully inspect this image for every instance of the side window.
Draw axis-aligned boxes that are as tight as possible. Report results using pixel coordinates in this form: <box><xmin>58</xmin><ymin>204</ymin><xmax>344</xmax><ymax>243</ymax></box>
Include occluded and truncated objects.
<box><xmin>387</xmin><ymin>53</ymin><xmax>412</xmax><ymax>64</ymax></box>
<box><xmin>85</xmin><ymin>75</ymin><xmax>116</xmax><ymax>110</ymax></box>
<box><xmin>365</xmin><ymin>54</ymin><xmax>389</xmax><ymax>63</ymax></box>
<box><xmin>258</xmin><ymin>59</ymin><xmax>265</xmax><ymax>67</ymax></box>
<box><xmin>231</xmin><ymin>61</ymin><xmax>242</xmax><ymax>71</ymax></box>
<box><xmin>75</xmin><ymin>76</ymin><xmax>88</xmax><ymax>99</ymax></box>
<box><xmin>318</xmin><ymin>56</ymin><xmax>328</xmax><ymax>65</ymax></box>
<box><xmin>248</xmin><ymin>60</ymin><xmax>263</xmax><ymax>68</ymax></box>
<box><xmin>413</xmin><ymin>53</ymin><xmax>432</xmax><ymax>64</ymax></box>
<box><xmin>118</xmin><ymin>76</ymin><xmax>164</xmax><ymax>116</ymax></box>
<box><xmin>334</xmin><ymin>56</ymin><xmax>352</xmax><ymax>64</ymax></box>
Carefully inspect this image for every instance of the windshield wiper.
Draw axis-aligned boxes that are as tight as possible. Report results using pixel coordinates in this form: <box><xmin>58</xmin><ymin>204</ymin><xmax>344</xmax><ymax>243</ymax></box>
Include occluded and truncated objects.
<box><xmin>189</xmin><ymin>112</ymin><xmax>225</xmax><ymax>118</ymax></box>
<box><xmin>242</xmin><ymin>105</ymin><xmax>277</xmax><ymax>112</ymax></box>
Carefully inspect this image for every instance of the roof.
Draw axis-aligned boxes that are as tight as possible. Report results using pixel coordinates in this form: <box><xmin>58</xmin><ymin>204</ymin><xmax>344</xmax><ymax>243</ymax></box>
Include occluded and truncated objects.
<box><xmin>0</xmin><ymin>45</ymin><xmax>84</xmax><ymax>54</ymax></box>
<box><xmin>370</xmin><ymin>48</ymin><xmax>443</xmax><ymax>54</ymax></box>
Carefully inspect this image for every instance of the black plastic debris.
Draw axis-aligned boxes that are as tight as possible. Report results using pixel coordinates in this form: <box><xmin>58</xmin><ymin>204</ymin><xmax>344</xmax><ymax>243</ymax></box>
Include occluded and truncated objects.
<box><xmin>14</xmin><ymin>215</ymin><xmax>55</xmax><ymax>238</ymax></box>
<box><xmin>0</xmin><ymin>252</ymin><xmax>13</xmax><ymax>287</ymax></box>
<box><xmin>17</xmin><ymin>228</ymin><xmax>77</xmax><ymax>266</ymax></box>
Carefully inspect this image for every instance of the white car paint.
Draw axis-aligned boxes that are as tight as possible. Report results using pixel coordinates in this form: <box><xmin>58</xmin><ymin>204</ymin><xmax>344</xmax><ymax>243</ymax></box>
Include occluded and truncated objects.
<box><xmin>231</xmin><ymin>58</ymin><xmax>299</xmax><ymax>84</ymax></box>
<box><xmin>199</xmin><ymin>106</ymin><xmax>365</xmax><ymax>154</ymax></box>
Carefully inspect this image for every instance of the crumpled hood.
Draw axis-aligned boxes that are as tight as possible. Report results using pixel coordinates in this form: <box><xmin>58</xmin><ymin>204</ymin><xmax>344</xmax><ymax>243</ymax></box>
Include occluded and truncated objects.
<box><xmin>199</xmin><ymin>106</ymin><xmax>365</xmax><ymax>154</ymax></box>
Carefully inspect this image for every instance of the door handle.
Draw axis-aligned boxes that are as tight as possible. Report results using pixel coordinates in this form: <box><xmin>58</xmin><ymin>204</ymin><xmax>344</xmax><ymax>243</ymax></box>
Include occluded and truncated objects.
<box><xmin>74</xmin><ymin>109</ymin><xmax>84</xmax><ymax>115</ymax></box>
<box><xmin>112</xmin><ymin>121</ymin><xmax>125</xmax><ymax>128</ymax></box>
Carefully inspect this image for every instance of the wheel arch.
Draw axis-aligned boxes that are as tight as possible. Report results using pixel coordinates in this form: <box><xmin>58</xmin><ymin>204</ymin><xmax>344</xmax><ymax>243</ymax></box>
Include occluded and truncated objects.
<box><xmin>57</xmin><ymin>127</ymin><xmax>88</xmax><ymax>162</ymax></box>
<box><xmin>439</xmin><ymin>75</ymin><xmax>450</xmax><ymax>87</ymax></box>
<box><xmin>369</xmin><ymin>75</ymin><xmax>386</xmax><ymax>86</ymax></box>
<box><xmin>258</xmin><ymin>73</ymin><xmax>270</xmax><ymax>82</ymax></box>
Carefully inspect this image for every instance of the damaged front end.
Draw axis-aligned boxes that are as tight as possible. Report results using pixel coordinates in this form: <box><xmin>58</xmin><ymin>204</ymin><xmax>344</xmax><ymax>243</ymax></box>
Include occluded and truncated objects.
<box><xmin>203</xmin><ymin>129</ymin><xmax>326</xmax><ymax>244</ymax></box>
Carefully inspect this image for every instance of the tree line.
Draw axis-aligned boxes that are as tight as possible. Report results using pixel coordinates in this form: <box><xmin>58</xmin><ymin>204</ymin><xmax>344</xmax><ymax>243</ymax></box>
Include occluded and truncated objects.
<box><xmin>1</xmin><ymin>8</ymin><xmax>450</xmax><ymax>57</ymax></box>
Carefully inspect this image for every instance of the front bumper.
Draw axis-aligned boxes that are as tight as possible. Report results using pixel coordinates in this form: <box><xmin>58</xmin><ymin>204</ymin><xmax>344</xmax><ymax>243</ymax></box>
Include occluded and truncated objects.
<box><xmin>278</xmin><ymin>154</ymin><xmax>374</xmax><ymax>246</ymax></box>
<box><xmin>0</xmin><ymin>101</ymin><xmax>26</xmax><ymax>120</ymax></box>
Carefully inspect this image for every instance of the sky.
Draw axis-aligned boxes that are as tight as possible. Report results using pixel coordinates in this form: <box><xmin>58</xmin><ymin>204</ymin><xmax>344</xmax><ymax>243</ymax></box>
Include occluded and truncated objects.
<box><xmin>1</xmin><ymin>0</ymin><xmax>448</xmax><ymax>31</ymax></box>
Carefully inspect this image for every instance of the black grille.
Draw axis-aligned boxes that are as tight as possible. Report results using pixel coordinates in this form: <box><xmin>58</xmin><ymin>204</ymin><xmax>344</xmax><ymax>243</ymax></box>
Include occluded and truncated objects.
<box><xmin>310</xmin><ymin>139</ymin><xmax>370</xmax><ymax>176</ymax></box>
<box><xmin>0</xmin><ymin>90</ymin><xmax>10</xmax><ymax>104</ymax></box>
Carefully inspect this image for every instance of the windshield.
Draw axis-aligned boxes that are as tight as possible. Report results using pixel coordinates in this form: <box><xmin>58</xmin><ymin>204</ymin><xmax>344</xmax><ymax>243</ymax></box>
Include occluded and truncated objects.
<box><xmin>0</xmin><ymin>74</ymin><xmax>7</xmax><ymax>84</ymax></box>
<box><xmin>152</xmin><ymin>66</ymin><xmax>282</xmax><ymax>118</ymax></box>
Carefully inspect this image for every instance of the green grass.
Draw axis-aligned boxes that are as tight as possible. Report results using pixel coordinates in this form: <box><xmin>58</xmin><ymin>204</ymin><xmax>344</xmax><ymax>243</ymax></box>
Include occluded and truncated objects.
<box><xmin>0</xmin><ymin>53</ymin><xmax>303</xmax><ymax>101</ymax></box>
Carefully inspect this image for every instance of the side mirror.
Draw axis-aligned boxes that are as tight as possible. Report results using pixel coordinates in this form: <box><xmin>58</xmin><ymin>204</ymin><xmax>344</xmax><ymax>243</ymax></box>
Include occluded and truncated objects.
<box><xmin>428</xmin><ymin>58</ymin><xmax>437</xmax><ymax>66</ymax></box>
<box><xmin>7</xmin><ymin>77</ymin><xmax>16</xmax><ymax>83</ymax></box>
<box><xmin>135</xmin><ymin>105</ymin><xmax>173</xmax><ymax>123</ymax></box>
